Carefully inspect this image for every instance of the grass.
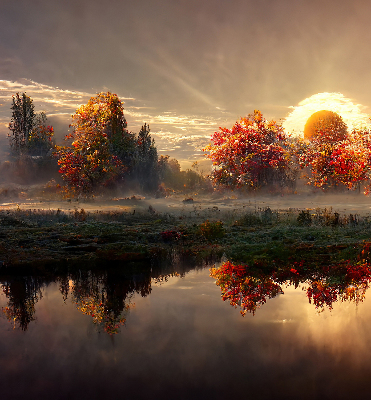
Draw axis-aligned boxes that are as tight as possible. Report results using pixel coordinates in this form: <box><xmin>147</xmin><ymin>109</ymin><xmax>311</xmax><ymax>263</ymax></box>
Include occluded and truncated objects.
<box><xmin>0</xmin><ymin>205</ymin><xmax>370</xmax><ymax>269</ymax></box>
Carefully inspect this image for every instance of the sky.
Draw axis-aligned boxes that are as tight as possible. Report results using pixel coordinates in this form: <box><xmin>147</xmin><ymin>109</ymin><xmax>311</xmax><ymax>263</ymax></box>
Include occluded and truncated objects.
<box><xmin>1</xmin><ymin>0</ymin><xmax>371</xmax><ymax>169</ymax></box>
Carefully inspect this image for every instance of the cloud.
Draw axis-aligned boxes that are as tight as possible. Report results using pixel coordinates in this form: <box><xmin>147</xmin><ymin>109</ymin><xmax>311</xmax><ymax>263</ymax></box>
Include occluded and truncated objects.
<box><xmin>3</xmin><ymin>81</ymin><xmax>369</xmax><ymax>167</ymax></box>
<box><xmin>283</xmin><ymin>92</ymin><xmax>371</xmax><ymax>136</ymax></box>
<box><xmin>0</xmin><ymin>79</ymin><xmax>226</xmax><ymax>166</ymax></box>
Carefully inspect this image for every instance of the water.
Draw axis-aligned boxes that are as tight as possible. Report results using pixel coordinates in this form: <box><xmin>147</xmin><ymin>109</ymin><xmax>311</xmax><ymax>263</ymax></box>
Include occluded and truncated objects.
<box><xmin>1</xmin><ymin>263</ymin><xmax>371</xmax><ymax>399</ymax></box>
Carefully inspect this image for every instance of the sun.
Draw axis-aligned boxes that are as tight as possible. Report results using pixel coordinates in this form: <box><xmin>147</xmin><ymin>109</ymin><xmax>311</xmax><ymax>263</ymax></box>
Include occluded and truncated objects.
<box><xmin>303</xmin><ymin>110</ymin><xmax>347</xmax><ymax>141</ymax></box>
<box><xmin>283</xmin><ymin>92</ymin><xmax>371</xmax><ymax>138</ymax></box>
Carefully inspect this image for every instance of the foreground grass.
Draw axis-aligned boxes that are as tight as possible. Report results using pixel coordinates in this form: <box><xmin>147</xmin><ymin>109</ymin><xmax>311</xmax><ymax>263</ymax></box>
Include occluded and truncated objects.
<box><xmin>0</xmin><ymin>206</ymin><xmax>370</xmax><ymax>269</ymax></box>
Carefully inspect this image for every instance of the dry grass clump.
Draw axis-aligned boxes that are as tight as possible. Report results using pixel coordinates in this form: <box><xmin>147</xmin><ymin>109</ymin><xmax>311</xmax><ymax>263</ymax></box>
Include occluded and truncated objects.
<box><xmin>233</xmin><ymin>206</ymin><xmax>368</xmax><ymax>229</ymax></box>
<box><xmin>0</xmin><ymin>206</ymin><xmax>170</xmax><ymax>228</ymax></box>
<box><xmin>0</xmin><ymin>204</ymin><xmax>367</xmax><ymax>230</ymax></box>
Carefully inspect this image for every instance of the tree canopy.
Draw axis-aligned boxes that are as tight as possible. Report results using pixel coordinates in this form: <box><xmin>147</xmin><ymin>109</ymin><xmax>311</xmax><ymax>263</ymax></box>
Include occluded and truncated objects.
<box><xmin>204</xmin><ymin>110</ymin><xmax>292</xmax><ymax>190</ymax></box>
<box><xmin>8</xmin><ymin>93</ymin><xmax>54</xmax><ymax>157</ymax></box>
<box><xmin>56</xmin><ymin>92</ymin><xmax>167</xmax><ymax>197</ymax></box>
<box><xmin>57</xmin><ymin>92</ymin><xmax>134</xmax><ymax>196</ymax></box>
<box><xmin>299</xmin><ymin>113</ymin><xmax>371</xmax><ymax>190</ymax></box>
<box><xmin>303</xmin><ymin>110</ymin><xmax>348</xmax><ymax>142</ymax></box>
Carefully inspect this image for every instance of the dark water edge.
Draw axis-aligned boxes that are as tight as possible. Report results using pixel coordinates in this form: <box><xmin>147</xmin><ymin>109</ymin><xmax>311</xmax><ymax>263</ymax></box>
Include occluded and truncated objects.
<box><xmin>1</xmin><ymin>258</ymin><xmax>371</xmax><ymax>399</ymax></box>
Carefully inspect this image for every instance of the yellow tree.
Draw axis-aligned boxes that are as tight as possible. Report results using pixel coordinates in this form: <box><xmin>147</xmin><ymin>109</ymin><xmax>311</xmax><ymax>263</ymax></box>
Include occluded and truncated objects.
<box><xmin>57</xmin><ymin>92</ymin><xmax>135</xmax><ymax>196</ymax></box>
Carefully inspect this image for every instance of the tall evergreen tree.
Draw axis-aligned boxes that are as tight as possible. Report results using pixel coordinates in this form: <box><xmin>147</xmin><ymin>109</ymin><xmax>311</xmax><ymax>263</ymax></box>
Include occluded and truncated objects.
<box><xmin>8</xmin><ymin>93</ymin><xmax>35</xmax><ymax>155</ymax></box>
<box><xmin>8</xmin><ymin>93</ymin><xmax>54</xmax><ymax>158</ymax></box>
<box><xmin>132</xmin><ymin>124</ymin><xmax>159</xmax><ymax>191</ymax></box>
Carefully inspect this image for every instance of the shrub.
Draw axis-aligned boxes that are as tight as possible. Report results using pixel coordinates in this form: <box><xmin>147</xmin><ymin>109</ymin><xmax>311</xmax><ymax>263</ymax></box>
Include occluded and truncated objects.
<box><xmin>199</xmin><ymin>220</ymin><xmax>225</xmax><ymax>240</ymax></box>
<box><xmin>297</xmin><ymin>210</ymin><xmax>312</xmax><ymax>226</ymax></box>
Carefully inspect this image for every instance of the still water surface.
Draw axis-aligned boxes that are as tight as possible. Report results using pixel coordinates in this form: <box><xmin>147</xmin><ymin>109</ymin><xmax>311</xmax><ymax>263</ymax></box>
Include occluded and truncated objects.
<box><xmin>1</xmin><ymin>263</ymin><xmax>371</xmax><ymax>399</ymax></box>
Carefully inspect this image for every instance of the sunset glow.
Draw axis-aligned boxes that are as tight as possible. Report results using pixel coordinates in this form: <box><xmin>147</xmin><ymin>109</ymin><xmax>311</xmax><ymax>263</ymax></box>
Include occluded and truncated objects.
<box><xmin>283</xmin><ymin>93</ymin><xmax>371</xmax><ymax>137</ymax></box>
<box><xmin>3</xmin><ymin>1</ymin><xmax>371</xmax><ymax>398</ymax></box>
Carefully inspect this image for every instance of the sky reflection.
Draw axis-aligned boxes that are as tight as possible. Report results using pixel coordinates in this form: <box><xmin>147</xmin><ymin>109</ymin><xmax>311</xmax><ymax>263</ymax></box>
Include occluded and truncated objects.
<box><xmin>1</xmin><ymin>266</ymin><xmax>371</xmax><ymax>398</ymax></box>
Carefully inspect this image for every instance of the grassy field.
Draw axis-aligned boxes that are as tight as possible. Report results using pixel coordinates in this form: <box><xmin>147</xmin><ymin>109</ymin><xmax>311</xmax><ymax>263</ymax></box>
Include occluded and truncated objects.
<box><xmin>0</xmin><ymin>198</ymin><xmax>370</xmax><ymax>269</ymax></box>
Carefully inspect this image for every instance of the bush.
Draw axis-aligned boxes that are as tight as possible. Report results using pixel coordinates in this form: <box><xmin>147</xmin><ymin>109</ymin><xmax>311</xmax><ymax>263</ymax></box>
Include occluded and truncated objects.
<box><xmin>199</xmin><ymin>220</ymin><xmax>225</xmax><ymax>240</ymax></box>
<box><xmin>297</xmin><ymin>210</ymin><xmax>312</xmax><ymax>226</ymax></box>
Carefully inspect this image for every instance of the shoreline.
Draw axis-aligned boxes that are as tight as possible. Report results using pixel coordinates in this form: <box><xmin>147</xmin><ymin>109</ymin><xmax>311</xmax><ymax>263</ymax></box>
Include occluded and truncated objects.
<box><xmin>0</xmin><ymin>199</ymin><xmax>370</xmax><ymax>269</ymax></box>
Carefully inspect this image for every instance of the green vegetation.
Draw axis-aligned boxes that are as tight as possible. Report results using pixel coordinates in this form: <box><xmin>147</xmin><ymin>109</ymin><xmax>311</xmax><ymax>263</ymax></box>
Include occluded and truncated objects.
<box><xmin>0</xmin><ymin>205</ymin><xmax>370</xmax><ymax>269</ymax></box>
<box><xmin>6</xmin><ymin>93</ymin><xmax>57</xmax><ymax>183</ymax></box>
<box><xmin>199</xmin><ymin>220</ymin><xmax>225</xmax><ymax>240</ymax></box>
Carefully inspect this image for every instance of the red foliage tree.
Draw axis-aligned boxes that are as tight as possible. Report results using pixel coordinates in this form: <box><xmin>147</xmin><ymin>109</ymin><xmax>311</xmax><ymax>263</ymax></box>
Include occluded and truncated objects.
<box><xmin>299</xmin><ymin>115</ymin><xmax>371</xmax><ymax>191</ymax></box>
<box><xmin>204</xmin><ymin>110</ymin><xmax>292</xmax><ymax>189</ymax></box>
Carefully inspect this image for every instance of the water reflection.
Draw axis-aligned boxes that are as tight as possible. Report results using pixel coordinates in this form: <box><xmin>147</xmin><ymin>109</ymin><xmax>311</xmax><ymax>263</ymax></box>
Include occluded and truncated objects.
<box><xmin>0</xmin><ymin>256</ymin><xmax>204</xmax><ymax>333</ymax></box>
<box><xmin>210</xmin><ymin>260</ymin><xmax>371</xmax><ymax>314</ymax></box>
<box><xmin>67</xmin><ymin>270</ymin><xmax>151</xmax><ymax>335</ymax></box>
<box><xmin>2</xmin><ymin>257</ymin><xmax>371</xmax><ymax>398</ymax></box>
<box><xmin>1</xmin><ymin>275</ymin><xmax>52</xmax><ymax>330</ymax></box>
<box><xmin>3</xmin><ymin>251</ymin><xmax>371</xmax><ymax>334</ymax></box>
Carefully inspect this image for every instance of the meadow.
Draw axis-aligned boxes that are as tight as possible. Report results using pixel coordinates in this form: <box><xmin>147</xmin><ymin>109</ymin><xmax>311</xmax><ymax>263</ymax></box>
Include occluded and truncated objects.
<box><xmin>1</xmin><ymin>190</ymin><xmax>370</xmax><ymax>270</ymax></box>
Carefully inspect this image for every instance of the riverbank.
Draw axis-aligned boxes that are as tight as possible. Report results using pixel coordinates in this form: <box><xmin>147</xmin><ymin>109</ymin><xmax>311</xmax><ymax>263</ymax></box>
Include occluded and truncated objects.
<box><xmin>0</xmin><ymin>197</ymin><xmax>370</xmax><ymax>269</ymax></box>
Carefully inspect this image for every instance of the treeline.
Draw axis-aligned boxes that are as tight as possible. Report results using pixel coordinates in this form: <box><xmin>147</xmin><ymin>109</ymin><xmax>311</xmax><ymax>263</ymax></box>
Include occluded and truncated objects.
<box><xmin>5</xmin><ymin>93</ymin><xmax>371</xmax><ymax>197</ymax></box>
<box><xmin>4</xmin><ymin>92</ymin><xmax>210</xmax><ymax>197</ymax></box>
<box><xmin>205</xmin><ymin>109</ymin><xmax>371</xmax><ymax>194</ymax></box>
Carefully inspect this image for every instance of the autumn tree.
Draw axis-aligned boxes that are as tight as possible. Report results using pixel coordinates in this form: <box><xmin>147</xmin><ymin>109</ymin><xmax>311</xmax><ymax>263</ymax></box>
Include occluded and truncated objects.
<box><xmin>303</xmin><ymin>110</ymin><xmax>347</xmax><ymax>141</ymax></box>
<box><xmin>27</xmin><ymin>112</ymin><xmax>55</xmax><ymax>157</ymax></box>
<box><xmin>300</xmin><ymin>113</ymin><xmax>371</xmax><ymax>191</ymax></box>
<box><xmin>68</xmin><ymin>91</ymin><xmax>135</xmax><ymax>161</ymax></box>
<box><xmin>204</xmin><ymin>110</ymin><xmax>292</xmax><ymax>190</ymax></box>
<box><xmin>8</xmin><ymin>93</ymin><xmax>54</xmax><ymax>158</ymax></box>
<box><xmin>57</xmin><ymin>92</ymin><xmax>135</xmax><ymax>196</ymax></box>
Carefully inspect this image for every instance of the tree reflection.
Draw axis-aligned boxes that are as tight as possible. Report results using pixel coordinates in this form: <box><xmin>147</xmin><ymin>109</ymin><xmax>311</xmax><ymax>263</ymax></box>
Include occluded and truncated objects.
<box><xmin>58</xmin><ymin>270</ymin><xmax>152</xmax><ymax>335</ymax></box>
<box><xmin>63</xmin><ymin>260</ymin><xmax>199</xmax><ymax>334</ymax></box>
<box><xmin>304</xmin><ymin>263</ymin><xmax>371</xmax><ymax>310</ymax></box>
<box><xmin>60</xmin><ymin>259</ymin><xmax>198</xmax><ymax>334</ymax></box>
<box><xmin>210</xmin><ymin>261</ymin><xmax>283</xmax><ymax>315</ymax></box>
<box><xmin>1</xmin><ymin>276</ymin><xmax>48</xmax><ymax>330</ymax></box>
<box><xmin>0</xmin><ymin>254</ymin><xmax>200</xmax><ymax>334</ymax></box>
<box><xmin>210</xmin><ymin>260</ymin><xmax>371</xmax><ymax>314</ymax></box>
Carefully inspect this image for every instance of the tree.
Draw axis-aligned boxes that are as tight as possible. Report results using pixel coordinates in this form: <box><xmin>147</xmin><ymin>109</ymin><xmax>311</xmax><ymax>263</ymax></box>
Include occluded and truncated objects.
<box><xmin>299</xmin><ymin>116</ymin><xmax>371</xmax><ymax>191</ymax></box>
<box><xmin>204</xmin><ymin>110</ymin><xmax>292</xmax><ymax>190</ymax></box>
<box><xmin>130</xmin><ymin>123</ymin><xmax>159</xmax><ymax>192</ymax></box>
<box><xmin>156</xmin><ymin>157</ymin><xmax>211</xmax><ymax>193</ymax></box>
<box><xmin>8</xmin><ymin>93</ymin><xmax>54</xmax><ymax>157</ymax></box>
<box><xmin>8</xmin><ymin>93</ymin><xmax>35</xmax><ymax>155</ymax></box>
<box><xmin>27</xmin><ymin>112</ymin><xmax>55</xmax><ymax>157</ymax></box>
<box><xmin>69</xmin><ymin>91</ymin><xmax>135</xmax><ymax>161</ymax></box>
<box><xmin>57</xmin><ymin>92</ymin><xmax>134</xmax><ymax>196</ymax></box>
<box><xmin>158</xmin><ymin>156</ymin><xmax>181</xmax><ymax>190</ymax></box>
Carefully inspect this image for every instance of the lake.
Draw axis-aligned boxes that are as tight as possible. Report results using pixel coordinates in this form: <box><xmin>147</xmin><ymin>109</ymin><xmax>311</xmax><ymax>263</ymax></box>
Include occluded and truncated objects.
<box><xmin>1</xmin><ymin>260</ymin><xmax>371</xmax><ymax>399</ymax></box>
